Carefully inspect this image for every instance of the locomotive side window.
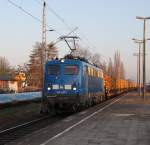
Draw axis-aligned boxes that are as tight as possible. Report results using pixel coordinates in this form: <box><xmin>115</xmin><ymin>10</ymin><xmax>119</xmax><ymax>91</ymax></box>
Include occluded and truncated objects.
<box><xmin>93</xmin><ymin>69</ymin><xmax>97</xmax><ymax>77</ymax></box>
<box><xmin>93</xmin><ymin>69</ymin><xmax>99</xmax><ymax>77</ymax></box>
<box><xmin>91</xmin><ymin>68</ymin><xmax>93</xmax><ymax>76</ymax></box>
<box><xmin>48</xmin><ymin>65</ymin><xmax>60</xmax><ymax>75</ymax></box>
<box><xmin>88</xmin><ymin>67</ymin><xmax>91</xmax><ymax>76</ymax></box>
<box><xmin>64</xmin><ymin>65</ymin><xmax>79</xmax><ymax>75</ymax></box>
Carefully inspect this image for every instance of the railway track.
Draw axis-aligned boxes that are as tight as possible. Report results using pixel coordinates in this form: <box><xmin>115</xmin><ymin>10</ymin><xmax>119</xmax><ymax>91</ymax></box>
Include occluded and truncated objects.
<box><xmin>0</xmin><ymin>114</ymin><xmax>68</xmax><ymax>145</ymax></box>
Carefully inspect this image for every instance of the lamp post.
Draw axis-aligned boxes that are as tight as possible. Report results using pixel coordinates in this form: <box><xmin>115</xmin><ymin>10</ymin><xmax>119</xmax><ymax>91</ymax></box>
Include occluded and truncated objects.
<box><xmin>136</xmin><ymin>16</ymin><xmax>150</xmax><ymax>99</ymax></box>
<box><xmin>132</xmin><ymin>39</ymin><xmax>143</xmax><ymax>96</ymax></box>
<box><xmin>133</xmin><ymin>53</ymin><xmax>139</xmax><ymax>90</ymax></box>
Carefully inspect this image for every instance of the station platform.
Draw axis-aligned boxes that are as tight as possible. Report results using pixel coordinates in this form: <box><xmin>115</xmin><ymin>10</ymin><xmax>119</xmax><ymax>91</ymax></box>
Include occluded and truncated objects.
<box><xmin>12</xmin><ymin>92</ymin><xmax>150</xmax><ymax>145</ymax></box>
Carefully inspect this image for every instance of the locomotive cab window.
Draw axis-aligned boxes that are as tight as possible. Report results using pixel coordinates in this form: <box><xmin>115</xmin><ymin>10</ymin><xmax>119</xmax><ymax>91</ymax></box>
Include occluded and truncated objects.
<box><xmin>48</xmin><ymin>65</ymin><xmax>60</xmax><ymax>75</ymax></box>
<box><xmin>64</xmin><ymin>65</ymin><xmax>79</xmax><ymax>75</ymax></box>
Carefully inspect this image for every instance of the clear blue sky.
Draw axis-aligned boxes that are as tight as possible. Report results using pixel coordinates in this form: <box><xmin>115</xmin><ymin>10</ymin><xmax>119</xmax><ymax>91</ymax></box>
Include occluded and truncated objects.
<box><xmin>0</xmin><ymin>0</ymin><xmax>150</xmax><ymax>81</ymax></box>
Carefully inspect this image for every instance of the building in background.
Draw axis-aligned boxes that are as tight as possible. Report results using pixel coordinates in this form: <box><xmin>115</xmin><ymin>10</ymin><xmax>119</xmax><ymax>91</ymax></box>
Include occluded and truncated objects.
<box><xmin>0</xmin><ymin>75</ymin><xmax>18</xmax><ymax>93</ymax></box>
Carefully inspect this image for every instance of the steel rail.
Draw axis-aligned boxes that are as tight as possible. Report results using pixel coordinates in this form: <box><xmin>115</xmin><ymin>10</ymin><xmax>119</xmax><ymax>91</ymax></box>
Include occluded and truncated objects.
<box><xmin>0</xmin><ymin>116</ymin><xmax>49</xmax><ymax>135</ymax></box>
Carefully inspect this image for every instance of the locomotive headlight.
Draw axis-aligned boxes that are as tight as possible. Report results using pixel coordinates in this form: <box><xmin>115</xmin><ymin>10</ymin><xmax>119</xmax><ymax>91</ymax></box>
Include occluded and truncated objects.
<box><xmin>47</xmin><ymin>84</ymin><xmax>52</xmax><ymax>91</ymax></box>
<box><xmin>73</xmin><ymin>87</ymin><xmax>77</xmax><ymax>91</ymax></box>
<box><xmin>61</xmin><ymin>59</ymin><xmax>65</xmax><ymax>63</ymax></box>
<box><xmin>47</xmin><ymin>87</ymin><xmax>51</xmax><ymax>91</ymax></box>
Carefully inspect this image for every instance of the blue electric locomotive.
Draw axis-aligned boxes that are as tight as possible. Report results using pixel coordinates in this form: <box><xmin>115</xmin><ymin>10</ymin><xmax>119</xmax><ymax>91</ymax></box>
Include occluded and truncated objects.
<box><xmin>44</xmin><ymin>57</ymin><xmax>105</xmax><ymax>112</ymax></box>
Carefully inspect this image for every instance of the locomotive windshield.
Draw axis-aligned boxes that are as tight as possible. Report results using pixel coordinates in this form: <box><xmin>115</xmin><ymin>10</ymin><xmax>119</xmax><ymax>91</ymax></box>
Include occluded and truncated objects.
<box><xmin>64</xmin><ymin>65</ymin><xmax>79</xmax><ymax>75</ymax></box>
<box><xmin>48</xmin><ymin>65</ymin><xmax>60</xmax><ymax>75</ymax></box>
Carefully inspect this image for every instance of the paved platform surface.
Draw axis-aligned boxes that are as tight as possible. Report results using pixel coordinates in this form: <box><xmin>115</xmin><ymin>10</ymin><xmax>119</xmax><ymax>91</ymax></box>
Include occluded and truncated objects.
<box><xmin>11</xmin><ymin>92</ymin><xmax>150</xmax><ymax>145</ymax></box>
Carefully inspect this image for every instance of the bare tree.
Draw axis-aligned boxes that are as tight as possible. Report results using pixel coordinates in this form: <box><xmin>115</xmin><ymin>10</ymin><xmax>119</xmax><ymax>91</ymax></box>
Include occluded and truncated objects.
<box><xmin>100</xmin><ymin>61</ymin><xmax>107</xmax><ymax>73</ymax></box>
<box><xmin>91</xmin><ymin>53</ymin><xmax>101</xmax><ymax>66</ymax></box>
<box><xmin>107</xmin><ymin>58</ymin><xmax>113</xmax><ymax>77</ymax></box>
<box><xmin>47</xmin><ymin>43</ymin><xmax>58</xmax><ymax>59</ymax></box>
<box><xmin>72</xmin><ymin>46</ymin><xmax>92</xmax><ymax>60</ymax></box>
<box><xmin>113</xmin><ymin>50</ymin><xmax>125</xmax><ymax>80</ymax></box>
<box><xmin>113</xmin><ymin>50</ymin><xmax>121</xmax><ymax>79</ymax></box>
<box><xmin>120</xmin><ymin>61</ymin><xmax>125</xmax><ymax>79</ymax></box>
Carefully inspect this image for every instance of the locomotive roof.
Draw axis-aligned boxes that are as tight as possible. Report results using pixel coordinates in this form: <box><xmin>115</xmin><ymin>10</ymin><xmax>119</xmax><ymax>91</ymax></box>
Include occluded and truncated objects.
<box><xmin>46</xmin><ymin>58</ymin><xmax>103</xmax><ymax>72</ymax></box>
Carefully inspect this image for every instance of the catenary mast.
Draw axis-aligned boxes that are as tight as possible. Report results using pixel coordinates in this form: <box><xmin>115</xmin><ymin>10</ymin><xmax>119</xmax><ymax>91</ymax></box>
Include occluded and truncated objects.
<box><xmin>41</xmin><ymin>0</ymin><xmax>49</xmax><ymax>113</ymax></box>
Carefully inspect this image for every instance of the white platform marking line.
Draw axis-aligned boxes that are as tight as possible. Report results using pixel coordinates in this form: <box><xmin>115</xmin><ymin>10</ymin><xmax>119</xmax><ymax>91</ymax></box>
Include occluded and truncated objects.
<box><xmin>41</xmin><ymin>95</ymin><xmax>126</xmax><ymax>145</ymax></box>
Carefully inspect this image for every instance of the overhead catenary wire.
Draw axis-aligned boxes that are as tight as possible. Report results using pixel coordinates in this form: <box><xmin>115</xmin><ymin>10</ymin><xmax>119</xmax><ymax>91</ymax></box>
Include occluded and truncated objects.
<box><xmin>7</xmin><ymin>0</ymin><xmax>62</xmax><ymax>36</ymax></box>
<box><xmin>33</xmin><ymin>0</ymin><xmax>75</xmax><ymax>33</ymax></box>
<box><xmin>8</xmin><ymin>0</ymin><xmax>42</xmax><ymax>23</ymax></box>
